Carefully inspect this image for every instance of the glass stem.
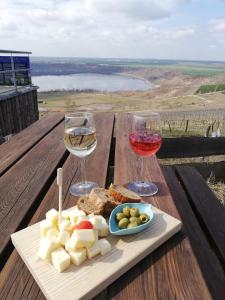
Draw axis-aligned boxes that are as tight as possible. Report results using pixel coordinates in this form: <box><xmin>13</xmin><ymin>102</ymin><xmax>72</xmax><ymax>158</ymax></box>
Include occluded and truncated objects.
<box><xmin>80</xmin><ymin>157</ymin><xmax>87</xmax><ymax>184</ymax></box>
<box><xmin>140</xmin><ymin>156</ymin><xmax>144</xmax><ymax>183</ymax></box>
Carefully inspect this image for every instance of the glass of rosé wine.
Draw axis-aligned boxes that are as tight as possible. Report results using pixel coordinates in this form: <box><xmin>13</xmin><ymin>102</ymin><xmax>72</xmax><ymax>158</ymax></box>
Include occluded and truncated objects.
<box><xmin>128</xmin><ymin>112</ymin><xmax>162</xmax><ymax>196</ymax></box>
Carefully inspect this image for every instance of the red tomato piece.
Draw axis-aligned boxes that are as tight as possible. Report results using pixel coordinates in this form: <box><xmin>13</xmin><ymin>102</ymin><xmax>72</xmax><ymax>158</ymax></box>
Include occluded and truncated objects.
<box><xmin>74</xmin><ymin>220</ymin><xmax>93</xmax><ymax>230</ymax></box>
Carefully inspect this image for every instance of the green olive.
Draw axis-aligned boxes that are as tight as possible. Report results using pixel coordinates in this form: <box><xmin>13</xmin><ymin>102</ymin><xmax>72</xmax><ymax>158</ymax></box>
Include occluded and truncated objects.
<box><xmin>116</xmin><ymin>212</ymin><xmax>125</xmax><ymax>222</ymax></box>
<box><xmin>122</xmin><ymin>206</ymin><xmax>130</xmax><ymax>217</ymax></box>
<box><xmin>128</xmin><ymin>222</ymin><xmax>138</xmax><ymax>228</ymax></box>
<box><xmin>136</xmin><ymin>217</ymin><xmax>142</xmax><ymax>225</ymax></box>
<box><xmin>118</xmin><ymin>218</ymin><xmax>129</xmax><ymax>229</ymax></box>
<box><xmin>130</xmin><ymin>207</ymin><xmax>140</xmax><ymax>217</ymax></box>
<box><xmin>129</xmin><ymin>217</ymin><xmax>138</xmax><ymax>223</ymax></box>
<box><xmin>140</xmin><ymin>213</ymin><xmax>149</xmax><ymax>223</ymax></box>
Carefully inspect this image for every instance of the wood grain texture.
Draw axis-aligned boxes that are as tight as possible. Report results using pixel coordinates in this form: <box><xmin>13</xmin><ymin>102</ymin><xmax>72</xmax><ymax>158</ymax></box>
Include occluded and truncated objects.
<box><xmin>108</xmin><ymin>113</ymin><xmax>211</xmax><ymax>300</ymax></box>
<box><xmin>163</xmin><ymin>166</ymin><xmax>225</xmax><ymax>300</ymax></box>
<box><xmin>0</xmin><ymin>121</ymin><xmax>67</xmax><ymax>265</ymax></box>
<box><xmin>0</xmin><ymin>113</ymin><xmax>115</xmax><ymax>300</ymax></box>
<box><xmin>176</xmin><ymin>165</ymin><xmax>225</xmax><ymax>266</ymax></box>
<box><xmin>0</xmin><ymin>88</ymin><xmax>39</xmax><ymax>137</ymax></box>
<box><xmin>0</xmin><ymin>112</ymin><xmax>64</xmax><ymax>176</ymax></box>
<box><xmin>11</xmin><ymin>206</ymin><xmax>181</xmax><ymax>300</ymax></box>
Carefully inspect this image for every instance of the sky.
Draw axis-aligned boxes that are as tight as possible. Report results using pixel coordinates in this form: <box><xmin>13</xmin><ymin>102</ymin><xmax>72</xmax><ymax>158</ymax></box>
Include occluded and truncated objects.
<box><xmin>0</xmin><ymin>0</ymin><xmax>225</xmax><ymax>60</ymax></box>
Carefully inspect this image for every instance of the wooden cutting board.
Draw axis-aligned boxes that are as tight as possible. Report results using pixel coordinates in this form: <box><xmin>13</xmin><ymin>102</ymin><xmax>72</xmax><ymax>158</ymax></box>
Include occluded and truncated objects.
<box><xmin>11</xmin><ymin>206</ymin><xmax>182</xmax><ymax>300</ymax></box>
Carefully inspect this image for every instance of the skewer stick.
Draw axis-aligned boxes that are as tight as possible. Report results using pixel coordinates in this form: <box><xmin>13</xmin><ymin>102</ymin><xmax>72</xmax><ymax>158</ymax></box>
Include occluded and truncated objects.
<box><xmin>57</xmin><ymin>168</ymin><xmax>63</xmax><ymax>225</ymax></box>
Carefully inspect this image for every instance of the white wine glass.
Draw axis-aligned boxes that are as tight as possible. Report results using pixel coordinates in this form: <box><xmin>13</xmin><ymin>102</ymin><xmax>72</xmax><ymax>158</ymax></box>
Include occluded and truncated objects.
<box><xmin>128</xmin><ymin>112</ymin><xmax>162</xmax><ymax>196</ymax></box>
<box><xmin>64</xmin><ymin>112</ymin><xmax>98</xmax><ymax>196</ymax></box>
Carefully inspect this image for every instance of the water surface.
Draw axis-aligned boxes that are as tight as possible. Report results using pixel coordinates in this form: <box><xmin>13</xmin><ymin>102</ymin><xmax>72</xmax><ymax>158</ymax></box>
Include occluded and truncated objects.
<box><xmin>32</xmin><ymin>73</ymin><xmax>152</xmax><ymax>92</ymax></box>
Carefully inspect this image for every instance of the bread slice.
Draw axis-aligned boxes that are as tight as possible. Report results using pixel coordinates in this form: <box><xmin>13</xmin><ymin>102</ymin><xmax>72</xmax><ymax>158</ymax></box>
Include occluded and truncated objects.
<box><xmin>77</xmin><ymin>188</ymin><xmax>120</xmax><ymax>217</ymax></box>
<box><xmin>77</xmin><ymin>195</ymin><xmax>103</xmax><ymax>216</ymax></box>
<box><xmin>108</xmin><ymin>184</ymin><xmax>141</xmax><ymax>203</ymax></box>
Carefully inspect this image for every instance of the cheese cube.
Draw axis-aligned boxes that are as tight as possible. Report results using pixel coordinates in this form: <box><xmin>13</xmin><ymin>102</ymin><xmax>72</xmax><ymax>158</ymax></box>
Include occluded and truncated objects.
<box><xmin>38</xmin><ymin>238</ymin><xmax>60</xmax><ymax>260</ymax></box>
<box><xmin>65</xmin><ymin>237</ymin><xmax>77</xmax><ymax>252</ymax></box>
<box><xmin>89</xmin><ymin>215</ymin><xmax>104</xmax><ymax>229</ymax></box>
<box><xmin>87</xmin><ymin>241</ymin><xmax>101</xmax><ymax>259</ymax></box>
<box><xmin>88</xmin><ymin>213</ymin><xmax>95</xmax><ymax>218</ymax></box>
<box><xmin>76</xmin><ymin>215</ymin><xmax>88</xmax><ymax>225</ymax></box>
<box><xmin>58</xmin><ymin>229</ymin><xmax>70</xmax><ymax>245</ymax></box>
<box><xmin>98</xmin><ymin>239</ymin><xmax>112</xmax><ymax>255</ymax></box>
<box><xmin>51</xmin><ymin>247</ymin><xmax>71</xmax><ymax>272</ymax></box>
<box><xmin>94</xmin><ymin>229</ymin><xmax>98</xmax><ymax>241</ymax></box>
<box><xmin>62</xmin><ymin>210</ymin><xmax>70</xmax><ymax>220</ymax></box>
<box><xmin>69</xmin><ymin>249</ymin><xmax>87</xmax><ymax>266</ymax></box>
<box><xmin>46</xmin><ymin>209</ymin><xmax>58</xmax><ymax>225</ymax></box>
<box><xmin>46</xmin><ymin>228</ymin><xmax>59</xmax><ymax>242</ymax></box>
<box><xmin>59</xmin><ymin>219</ymin><xmax>71</xmax><ymax>231</ymax></box>
<box><xmin>40</xmin><ymin>219</ymin><xmax>52</xmax><ymax>238</ymax></box>
<box><xmin>71</xmin><ymin>229</ymin><xmax>96</xmax><ymax>249</ymax></box>
<box><xmin>88</xmin><ymin>216</ymin><xmax>99</xmax><ymax>229</ymax></box>
<box><xmin>69</xmin><ymin>209</ymin><xmax>85</xmax><ymax>225</ymax></box>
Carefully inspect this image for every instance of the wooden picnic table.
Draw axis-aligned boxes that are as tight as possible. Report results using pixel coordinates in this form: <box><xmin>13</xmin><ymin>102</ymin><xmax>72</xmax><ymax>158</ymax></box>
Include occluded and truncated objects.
<box><xmin>0</xmin><ymin>112</ymin><xmax>224</xmax><ymax>300</ymax></box>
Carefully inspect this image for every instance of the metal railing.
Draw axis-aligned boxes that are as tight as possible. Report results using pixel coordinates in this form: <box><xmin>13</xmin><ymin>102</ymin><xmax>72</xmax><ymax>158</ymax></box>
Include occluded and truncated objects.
<box><xmin>0</xmin><ymin>49</ymin><xmax>32</xmax><ymax>94</ymax></box>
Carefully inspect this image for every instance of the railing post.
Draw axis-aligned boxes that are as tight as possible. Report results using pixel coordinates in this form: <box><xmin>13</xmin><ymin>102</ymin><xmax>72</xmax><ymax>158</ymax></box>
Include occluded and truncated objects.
<box><xmin>10</xmin><ymin>53</ymin><xmax>22</xmax><ymax>131</ymax></box>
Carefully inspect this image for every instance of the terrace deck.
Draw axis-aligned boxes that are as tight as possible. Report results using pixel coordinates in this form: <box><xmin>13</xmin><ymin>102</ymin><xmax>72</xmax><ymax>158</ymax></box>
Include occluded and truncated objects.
<box><xmin>0</xmin><ymin>112</ymin><xmax>224</xmax><ymax>300</ymax></box>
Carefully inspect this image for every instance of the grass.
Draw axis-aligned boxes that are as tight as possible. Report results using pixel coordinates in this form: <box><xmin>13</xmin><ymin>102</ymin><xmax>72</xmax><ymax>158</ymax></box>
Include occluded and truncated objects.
<box><xmin>115</xmin><ymin>63</ymin><xmax>225</xmax><ymax>77</ymax></box>
<box><xmin>195</xmin><ymin>83</ymin><xmax>225</xmax><ymax>94</ymax></box>
<box><xmin>207</xmin><ymin>173</ymin><xmax>225</xmax><ymax>207</ymax></box>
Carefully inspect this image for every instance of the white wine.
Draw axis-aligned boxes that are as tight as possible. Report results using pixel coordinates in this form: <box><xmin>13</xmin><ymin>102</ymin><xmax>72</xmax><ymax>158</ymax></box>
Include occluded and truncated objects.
<box><xmin>64</xmin><ymin>127</ymin><xmax>97</xmax><ymax>157</ymax></box>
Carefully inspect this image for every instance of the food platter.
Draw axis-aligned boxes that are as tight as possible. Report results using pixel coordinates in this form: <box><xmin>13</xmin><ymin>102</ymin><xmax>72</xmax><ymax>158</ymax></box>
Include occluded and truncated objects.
<box><xmin>11</xmin><ymin>205</ymin><xmax>182</xmax><ymax>300</ymax></box>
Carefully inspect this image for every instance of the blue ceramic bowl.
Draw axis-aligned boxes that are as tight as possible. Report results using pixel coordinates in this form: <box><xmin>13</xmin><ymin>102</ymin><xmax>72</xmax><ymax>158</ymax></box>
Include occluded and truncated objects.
<box><xmin>109</xmin><ymin>203</ymin><xmax>154</xmax><ymax>236</ymax></box>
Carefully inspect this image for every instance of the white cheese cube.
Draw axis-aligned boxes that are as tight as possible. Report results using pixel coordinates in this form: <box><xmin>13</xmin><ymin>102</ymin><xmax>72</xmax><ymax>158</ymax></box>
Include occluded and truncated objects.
<box><xmin>69</xmin><ymin>210</ymin><xmax>80</xmax><ymax>224</ymax></box>
<box><xmin>87</xmin><ymin>241</ymin><xmax>101</xmax><ymax>259</ymax></box>
<box><xmin>88</xmin><ymin>216</ymin><xmax>99</xmax><ymax>229</ymax></box>
<box><xmin>77</xmin><ymin>209</ymin><xmax>86</xmax><ymax>217</ymax></box>
<box><xmin>58</xmin><ymin>229</ymin><xmax>70</xmax><ymax>245</ymax></box>
<box><xmin>59</xmin><ymin>219</ymin><xmax>71</xmax><ymax>231</ymax></box>
<box><xmin>38</xmin><ymin>238</ymin><xmax>60</xmax><ymax>260</ymax></box>
<box><xmin>88</xmin><ymin>213</ymin><xmax>95</xmax><ymax>218</ymax></box>
<box><xmin>94</xmin><ymin>229</ymin><xmax>98</xmax><ymax>241</ymax></box>
<box><xmin>65</xmin><ymin>237</ymin><xmax>77</xmax><ymax>252</ymax></box>
<box><xmin>98</xmin><ymin>239</ymin><xmax>112</xmax><ymax>255</ymax></box>
<box><xmin>46</xmin><ymin>228</ymin><xmax>59</xmax><ymax>242</ymax></box>
<box><xmin>71</xmin><ymin>229</ymin><xmax>96</xmax><ymax>249</ymax></box>
<box><xmin>62</xmin><ymin>210</ymin><xmax>70</xmax><ymax>220</ymax></box>
<box><xmin>51</xmin><ymin>247</ymin><xmax>70</xmax><ymax>272</ymax></box>
<box><xmin>46</xmin><ymin>209</ymin><xmax>58</xmax><ymax>225</ymax></box>
<box><xmin>40</xmin><ymin>219</ymin><xmax>52</xmax><ymax>238</ymax></box>
<box><xmin>76</xmin><ymin>215</ymin><xmax>88</xmax><ymax>225</ymax></box>
<box><xmin>69</xmin><ymin>209</ymin><xmax>86</xmax><ymax>224</ymax></box>
<box><xmin>69</xmin><ymin>249</ymin><xmax>87</xmax><ymax>266</ymax></box>
<box><xmin>89</xmin><ymin>216</ymin><xmax>108</xmax><ymax>230</ymax></box>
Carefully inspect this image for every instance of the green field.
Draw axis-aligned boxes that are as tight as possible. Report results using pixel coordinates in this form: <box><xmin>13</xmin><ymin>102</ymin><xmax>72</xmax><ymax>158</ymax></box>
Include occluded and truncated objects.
<box><xmin>195</xmin><ymin>83</ymin><xmax>225</xmax><ymax>94</ymax></box>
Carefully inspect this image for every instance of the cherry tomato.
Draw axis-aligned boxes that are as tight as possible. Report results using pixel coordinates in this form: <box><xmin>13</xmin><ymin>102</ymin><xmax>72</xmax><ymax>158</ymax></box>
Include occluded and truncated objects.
<box><xmin>74</xmin><ymin>220</ymin><xmax>93</xmax><ymax>230</ymax></box>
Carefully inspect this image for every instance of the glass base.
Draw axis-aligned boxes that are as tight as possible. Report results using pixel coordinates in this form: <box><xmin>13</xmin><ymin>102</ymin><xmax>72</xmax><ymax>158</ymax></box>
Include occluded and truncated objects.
<box><xmin>128</xmin><ymin>181</ymin><xmax>158</xmax><ymax>197</ymax></box>
<box><xmin>70</xmin><ymin>181</ymin><xmax>99</xmax><ymax>196</ymax></box>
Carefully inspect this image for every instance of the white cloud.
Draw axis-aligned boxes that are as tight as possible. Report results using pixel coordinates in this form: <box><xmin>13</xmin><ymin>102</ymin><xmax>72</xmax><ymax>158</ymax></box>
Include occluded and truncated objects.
<box><xmin>209</xmin><ymin>19</ymin><xmax>225</xmax><ymax>31</ymax></box>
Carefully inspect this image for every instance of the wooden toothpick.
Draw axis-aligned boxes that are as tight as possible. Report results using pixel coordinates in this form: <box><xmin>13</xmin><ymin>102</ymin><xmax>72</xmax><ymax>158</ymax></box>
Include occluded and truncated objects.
<box><xmin>57</xmin><ymin>168</ymin><xmax>63</xmax><ymax>225</ymax></box>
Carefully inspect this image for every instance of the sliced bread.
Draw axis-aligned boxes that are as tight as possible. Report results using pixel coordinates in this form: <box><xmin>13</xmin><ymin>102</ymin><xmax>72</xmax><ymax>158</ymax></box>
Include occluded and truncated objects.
<box><xmin>108</xmin><ymin>184</ymin><xmax>141</xmax><ymax>203</ymax></box>
<box><xmin>77</xmin><ymin>188</ymin><xmax>120</xmax><ymax>217</ymax></box>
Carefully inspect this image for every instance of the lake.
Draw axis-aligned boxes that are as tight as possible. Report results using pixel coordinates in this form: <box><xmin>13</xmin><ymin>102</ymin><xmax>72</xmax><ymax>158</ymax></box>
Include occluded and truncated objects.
<box><xmin>32</xmin><ymin>73</ymin><xmax>152</xmax><ymax>92</ymax></box>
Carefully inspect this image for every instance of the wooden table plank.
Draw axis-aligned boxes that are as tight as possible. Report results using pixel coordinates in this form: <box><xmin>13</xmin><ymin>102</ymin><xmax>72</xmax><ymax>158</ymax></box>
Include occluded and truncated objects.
<box><xmin>0</xmin><ymin>113</ymin><xmax>114</xmax><ymax>300</ymax></box>
<box><xmin>0</xmin><ymin>121</ymin><xmax>67</xmax><ymax>268</ymax></box>
<box><xmin>175</xmin><ymin>165</ymin><xmax>225</xmax><ymax>266</ymax></box>
<box><xmin>108</xmin><ymin>113</ymin><xmax>211</xmax><ymax>300</ymax></box>
<box><xmin>0</xmin><ymin>112</ymin><xmax>64</xmax><ymax>176</ymax></box>
<box><xmin>163</xmin><ymin>166</ymin><xmax>225</xmax><ymax>300</ymax></box>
